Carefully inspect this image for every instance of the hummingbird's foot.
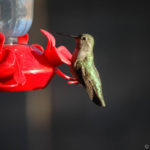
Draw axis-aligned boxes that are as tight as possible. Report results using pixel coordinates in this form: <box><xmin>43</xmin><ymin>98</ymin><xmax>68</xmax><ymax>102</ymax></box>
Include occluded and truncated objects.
<box><xmin>56</xmin><ymin>69</ymin><xmax>78</xmax><ymax>83</ymax></box>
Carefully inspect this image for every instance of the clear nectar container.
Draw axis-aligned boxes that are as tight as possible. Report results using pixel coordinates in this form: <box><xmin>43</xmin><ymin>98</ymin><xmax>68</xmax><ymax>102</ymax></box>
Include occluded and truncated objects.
<box><xmin>0</xmin><ymin>0</ymin><xmax>34</xmax><ymax>44</ymax></box>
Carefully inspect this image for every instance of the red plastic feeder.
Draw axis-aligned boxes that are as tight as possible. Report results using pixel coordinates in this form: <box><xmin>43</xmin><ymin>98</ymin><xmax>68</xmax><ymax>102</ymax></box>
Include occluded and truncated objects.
<box><xmin>0</xmin><ymin>29</ymin><xmax>73</xmax><ymax>92</ymax></box>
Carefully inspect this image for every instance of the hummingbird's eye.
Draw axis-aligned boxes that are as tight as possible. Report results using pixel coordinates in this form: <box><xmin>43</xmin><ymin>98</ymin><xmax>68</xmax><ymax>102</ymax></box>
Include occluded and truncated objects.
<box><xmin>82</xmin><ymin>37</ymin><xmax>86</xmax><ymax>40</ymax></box>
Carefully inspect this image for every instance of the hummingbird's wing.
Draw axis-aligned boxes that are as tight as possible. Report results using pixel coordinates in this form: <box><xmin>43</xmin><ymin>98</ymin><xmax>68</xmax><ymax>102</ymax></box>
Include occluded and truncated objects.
<box><xmin>91</xmin><ymin>66</ymin><xmax>106</xmax><ymax>107</ymax></box>
<box><xmin>75</xmin><ymin>61</ymin><xmax>106</xmax><ymax>107</ymax></box>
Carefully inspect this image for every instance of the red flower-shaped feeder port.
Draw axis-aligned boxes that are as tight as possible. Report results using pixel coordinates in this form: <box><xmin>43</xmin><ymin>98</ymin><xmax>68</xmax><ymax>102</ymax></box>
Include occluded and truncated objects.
<box><xmin>0</xmin><ymin>29</ymin><xmax>76</xmax><ymax>92</ymax></box>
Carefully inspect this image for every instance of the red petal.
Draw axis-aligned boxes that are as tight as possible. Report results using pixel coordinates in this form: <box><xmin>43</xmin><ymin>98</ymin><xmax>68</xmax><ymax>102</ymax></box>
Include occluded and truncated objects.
<box><xmin>18</xmin><ymin>33</ymin><xmax>29</xmax><ymax>44</ymax></box>
<box><xmin>57</xmin><ymin>46</ymin><xmax>72</xmax><ymax>61</ymax></box>
<box><xmin>40</xmin><ymin>29</ymin><xmax>56</xmax><ymax>48</ymax></box>
<box><xmin>0</xmin><ymin>33</ymin><xmax>5</xmax><ymax>61</ymax></box>
<box><xmin>0</xmin><ymin>33</ymin><xmax>5</xmax><ymax>46</ymax></box>
<box><xmin>42</xmin><ymin>30</ymin><xmax>72</xmax><ymax>66</ymax></box>
<box><xmin>0</xmin><ymin>51</ymin><xmax>16</xmax><ymax>78</ymax></box>
<box><xmin>56</xmin><ymin>46</ymin><xmax>72</xmax><ymax>65</ymax></box>
<box><xmin>44</xmin><ymin>46</ymin><xmax>62</xmax><ymax>67</ymax></box>
<box><xmin>44</xmin><ymin>45</ymin><xmax>72</xmax><ymax>66</ymax></box>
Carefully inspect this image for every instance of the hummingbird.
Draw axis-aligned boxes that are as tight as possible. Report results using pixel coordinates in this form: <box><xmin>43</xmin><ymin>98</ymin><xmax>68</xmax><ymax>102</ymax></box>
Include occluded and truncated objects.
<box><xmin>58</xmin><ymin>33</ymin><xmax>106</xmax><ymax>107</ymax></box>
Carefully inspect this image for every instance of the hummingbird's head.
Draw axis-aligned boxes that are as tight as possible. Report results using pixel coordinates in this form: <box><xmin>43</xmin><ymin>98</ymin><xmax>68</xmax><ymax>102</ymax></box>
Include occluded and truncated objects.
<box><xmin>73</xmin><ymin>34</ymin><xmax>94</xmax><ymax>52</ymax></box>
<box><xmin>56</xmin><ymin>33</ymin><xmax>94</xmax><ymax>51</ymax></box>
<box><xmin>75</xmin><ymin>34</ymin><xmax>95</xmax><ymax>51</ymax></box>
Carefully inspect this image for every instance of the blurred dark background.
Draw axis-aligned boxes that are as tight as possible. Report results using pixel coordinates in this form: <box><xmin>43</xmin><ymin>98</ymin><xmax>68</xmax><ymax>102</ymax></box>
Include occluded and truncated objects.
<box><xmin>0</xmin><ymin>0</ymin><xmax>150</xmax><ymax>150</ymax></box>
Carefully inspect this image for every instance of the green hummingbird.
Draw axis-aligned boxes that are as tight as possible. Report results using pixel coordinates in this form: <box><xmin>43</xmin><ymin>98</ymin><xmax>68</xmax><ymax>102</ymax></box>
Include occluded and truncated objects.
<box><xmin>58</xmin><ymin>33</ymin><xmax>106</xmax><ymax>107</ymax></box>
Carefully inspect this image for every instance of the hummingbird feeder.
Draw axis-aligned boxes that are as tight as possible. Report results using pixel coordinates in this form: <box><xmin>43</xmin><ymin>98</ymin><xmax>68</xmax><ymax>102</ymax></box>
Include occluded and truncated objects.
<box><xmin>0</xmin><ymin>0</ymin><xmax>75</xmax><ymax>92</ymax></box>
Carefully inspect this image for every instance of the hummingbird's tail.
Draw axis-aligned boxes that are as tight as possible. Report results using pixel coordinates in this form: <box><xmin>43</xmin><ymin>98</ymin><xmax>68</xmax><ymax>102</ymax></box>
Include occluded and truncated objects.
<box><xmin>92</xmin><ymin>91</ymin><xmax>106</xmax><ymax>107</ymax></box>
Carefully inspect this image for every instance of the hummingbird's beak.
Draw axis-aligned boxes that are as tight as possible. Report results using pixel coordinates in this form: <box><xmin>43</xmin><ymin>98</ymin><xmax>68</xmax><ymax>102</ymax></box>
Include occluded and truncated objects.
<box><xmin>56</xmin><ymin>33</ymin><xmax>80</xmax><ymax>39</ymax></box>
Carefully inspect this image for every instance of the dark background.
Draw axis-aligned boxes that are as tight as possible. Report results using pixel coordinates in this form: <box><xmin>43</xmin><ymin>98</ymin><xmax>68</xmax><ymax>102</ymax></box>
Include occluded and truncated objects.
<box><xmin>0</xmin><ymin>0</ymin><xmax>150</xmax><ymax>150</ymax></box>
